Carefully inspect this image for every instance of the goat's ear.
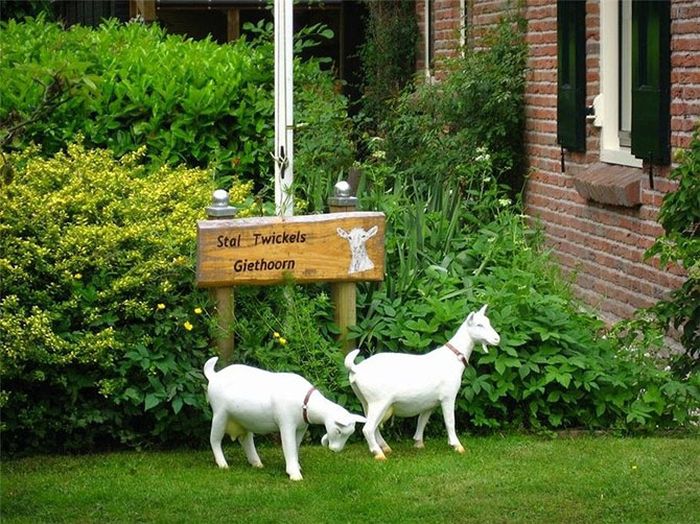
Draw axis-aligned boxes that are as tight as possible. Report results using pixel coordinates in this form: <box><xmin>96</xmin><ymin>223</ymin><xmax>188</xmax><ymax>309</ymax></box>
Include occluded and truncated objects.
<box><xmin>479</xmin><ymin>304</ymin><xmax>488</xmax><ymax>315</ymax></box>
<box><xmin>353</xmin><ymin>414</ymin><xmax>367</xmax><ymax>424</ymax></box>
<box><xmin>466</xmin><ymin>312</ymin><xmax>475</xmax><ymax>325</ymax></box>
<box><xmin>365</xmin><ymin>225</ymin><xmax>378</xmax><ymax>238</ymax></box>
<box><xmin>337</xmin><ymin>227</ymin><xmax>348</xmax><ymax>238</ymax></box>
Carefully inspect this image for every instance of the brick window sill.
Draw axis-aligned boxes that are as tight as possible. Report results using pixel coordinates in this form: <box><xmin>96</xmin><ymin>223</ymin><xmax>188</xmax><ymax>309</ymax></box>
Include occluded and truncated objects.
<box><xmin>572</xmin><ymin>162</ymin><xmax>642</xmax><ymax>207</ymax></box>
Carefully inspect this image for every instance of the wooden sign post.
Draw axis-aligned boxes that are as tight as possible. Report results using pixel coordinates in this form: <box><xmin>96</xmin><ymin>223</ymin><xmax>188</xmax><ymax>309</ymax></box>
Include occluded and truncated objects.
<box><xmin>197</xmin><ymin>184</ymin><xmax>385</xmax><ymax>357</ymax></box>
<box><xmin>328</xmin><ymin>181</ymin><xmax>359</xmax><ymax>353</ymax></box>
<box><xmin>204</xmin><ymin>190</ymin><xmax>238</xmax><ymax>362</ymax></box>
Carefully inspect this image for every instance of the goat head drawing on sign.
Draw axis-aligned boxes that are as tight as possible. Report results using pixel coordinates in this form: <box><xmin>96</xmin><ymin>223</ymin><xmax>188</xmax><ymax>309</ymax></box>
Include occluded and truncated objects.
<box><xmin>337</xmin><ymin>226</ymin><xmax>378</xmax><ymax>274</ymax></box>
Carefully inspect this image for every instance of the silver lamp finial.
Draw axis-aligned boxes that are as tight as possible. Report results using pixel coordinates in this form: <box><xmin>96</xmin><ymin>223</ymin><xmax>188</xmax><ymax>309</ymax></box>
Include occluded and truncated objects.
<box><xmin>328</xmin><ymin>180</ymin><xmax>357</xmax><ymax>208</ymax></box>
<box><xmin>206</xmin><ymin>189</ymin><xmax>238</xmax><ymax>219</ymax></box>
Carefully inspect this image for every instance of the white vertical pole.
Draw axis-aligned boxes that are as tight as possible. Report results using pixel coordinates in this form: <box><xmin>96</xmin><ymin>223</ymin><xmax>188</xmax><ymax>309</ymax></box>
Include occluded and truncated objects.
<box><xmin>274</xmin><ymin>0</ymin><xmax>294</xmax><ymax>217</ymax></box>
<box><xmin>459</xmin><ymin>0</ymin><xmax>466</xmax><ymax>52</ymax></box>
<box><xmin>424</xmin><ymin>0</ymin><xmax>430</xmax><ymax>79</ymax></box>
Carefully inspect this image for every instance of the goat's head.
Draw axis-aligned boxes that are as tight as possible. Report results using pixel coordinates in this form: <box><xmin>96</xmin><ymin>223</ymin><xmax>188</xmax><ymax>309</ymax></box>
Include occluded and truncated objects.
<box><xmin>320</xmin><ymin>412</ymin><xmax>366</xmax><ymax>452</ymax></box>
<box><xmin>464</xmin><ymin>305</ymin><xmax>500</xmax><ymax>352</ymax></box>
<box><xmin>337</xmin><ymin>226</ymin><xmax>378</xmax><ymax>246</ymax></box>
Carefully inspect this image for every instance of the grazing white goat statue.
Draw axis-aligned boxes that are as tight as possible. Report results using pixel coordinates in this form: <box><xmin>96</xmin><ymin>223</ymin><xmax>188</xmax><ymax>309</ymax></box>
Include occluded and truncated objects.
<box><xmin>204</xmin><ymin>357</ymin><xmax>366</xmax><ymax>480</ymax></box>
<box><xmin>344</xmin><ymin>305</ymin><xmax>500</xmax><ymax>460</ymax></box>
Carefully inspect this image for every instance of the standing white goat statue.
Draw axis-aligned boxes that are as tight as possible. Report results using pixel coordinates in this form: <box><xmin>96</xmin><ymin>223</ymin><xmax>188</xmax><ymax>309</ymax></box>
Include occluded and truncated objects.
<box><xmin>345</xmin><ymin>305</ymin><xmax>500</xmax><ymax>460</ymax></box>
<box><xmin>204</xmin><ymin>357</ymin><xmax>366</xmax><ymax>480</ymax></box>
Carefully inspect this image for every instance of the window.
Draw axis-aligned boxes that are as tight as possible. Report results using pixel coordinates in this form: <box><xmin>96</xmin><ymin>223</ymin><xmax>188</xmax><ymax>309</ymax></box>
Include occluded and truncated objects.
<box><xmin>618</xmin><ymin>0</ymin><xmax>632</xmax><ymax>148</ymax></box>
<box><xmin>557</xmin><ymin>0</ymin><xmax>670</xmax><ymax>166</ymax></box>
<box><xmin>600</xmin><ymin>0</ymin><xmax>640</xmax><ymax>166</ymax></box>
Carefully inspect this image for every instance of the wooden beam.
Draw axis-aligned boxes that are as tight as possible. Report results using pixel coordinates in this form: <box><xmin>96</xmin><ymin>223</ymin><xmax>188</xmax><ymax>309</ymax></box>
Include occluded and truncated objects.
<box><xmin>131</xmin><ymin>0</ymin><xmax>156</xmax><ymax>22</ymax></box>
<box><xmin>227</xmin><ymin>9</ymin><xmax>240</xmax><ymax>42</ymax></box>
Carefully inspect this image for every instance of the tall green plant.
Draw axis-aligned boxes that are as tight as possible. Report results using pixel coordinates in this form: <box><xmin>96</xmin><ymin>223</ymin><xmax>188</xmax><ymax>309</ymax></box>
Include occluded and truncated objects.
<box><xmin>643</xmin><ymin>127</ymin><xmax>699</xmax><ymax>374</ymax></box>
<box><xmin>358</xmin><ymin>0</ymin><xmax>418</xmax><ymax>126</ymax></box>
<box><xmin>384</xmin><ymin>13</ymin><xmax>528</xmax><ymax>194</ymax></box>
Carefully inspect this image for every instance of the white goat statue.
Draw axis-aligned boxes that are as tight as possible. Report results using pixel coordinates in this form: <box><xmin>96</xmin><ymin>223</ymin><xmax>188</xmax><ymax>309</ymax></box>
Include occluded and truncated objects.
<box><xmin>344</xmin><ymin>305</ymin><xmax>500</xmax><ymax>460</ymax></box>
<box><xmin>204</xmin><ymin>357</ymin><xmax>366</xmax><ymax>480</ymax></box>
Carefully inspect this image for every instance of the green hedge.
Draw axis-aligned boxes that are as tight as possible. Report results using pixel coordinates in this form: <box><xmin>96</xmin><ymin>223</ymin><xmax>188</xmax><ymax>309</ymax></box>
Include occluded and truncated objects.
<box><xmin>0</xmin><ymin>17</ymin><xmax>355</xmax><ymax>192</ymax></box>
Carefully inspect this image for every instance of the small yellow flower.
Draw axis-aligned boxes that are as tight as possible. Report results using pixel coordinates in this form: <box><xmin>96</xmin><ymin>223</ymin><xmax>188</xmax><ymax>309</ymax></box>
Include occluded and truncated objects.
<box><xmin>278</xmin><ymin>337</ymin><xmax>287</xmax><ymax>346</ymax></box>
<box><xmin>194</xmin><ymin>307</ymin><xmax>203</xmax><ymax>315</ymax></box>
<box><xmin>74</xmin><ymin>273</ymin><xmax>82</xmax><ymax>280</ymax></box>
<box><xmin>273</xmin><ymin>332</ymin><xmax>280</xmax><ymax>339</ymax></box>
<box><xmin>184</xmin><ymin>321</ymin><xmax>193</xmax><ymax>331</ymax></box>
<box><xmin>157</xmin><ymin>303</ymin><xmax>166</xmax><ymax>310</ymax></box>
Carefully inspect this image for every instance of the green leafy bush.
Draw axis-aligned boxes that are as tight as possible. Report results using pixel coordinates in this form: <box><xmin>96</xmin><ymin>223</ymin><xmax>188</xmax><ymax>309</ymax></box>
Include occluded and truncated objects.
<box><xmin>0</xmin><ymin>143</ymin><xmax>216</xmax><ymax>453</ymax></box>
<box><xmin>383</xmin><ymin>14</ymin><xmax>527</xmax><ymax>194</ymax></box>
<box><xmin>1</xmin><ymin>12</ymin><xmax>696</xmax><ymax>459</ymax></box>
<box><xmin>352</xmin><ymin>155</ymin><xmax>699</xmax><ymax>433</ymax></box>
<box><xmin>232</xmin><ymin>284</ymin><xmax>351</xmax><ymax>427</ymax></box>
<box><xmin>645</xmin><ymin>127</ymin><xmax>700</xmax><ymax>372</ymax></box>
<box><xmin>293</xmin><ymin>61</ymin><xmax>356</xmax><ymax>212</ymax></box>
<box><xmin>0</xmin><ymin>17</ymin><xmax>354</xmax><ymax>190</ymax></box>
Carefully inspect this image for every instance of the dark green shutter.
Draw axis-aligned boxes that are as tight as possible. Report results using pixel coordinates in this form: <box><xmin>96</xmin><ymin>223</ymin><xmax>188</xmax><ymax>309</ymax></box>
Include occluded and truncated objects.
<box><xmin>631</xmin><ymin>0</ymin><xmax>671</xmax><ymax>165</ymax></box>
<box><xmin>557</xmin><ymin>0</ymin><xmax>586</xmax><ymax>152</ymax></box>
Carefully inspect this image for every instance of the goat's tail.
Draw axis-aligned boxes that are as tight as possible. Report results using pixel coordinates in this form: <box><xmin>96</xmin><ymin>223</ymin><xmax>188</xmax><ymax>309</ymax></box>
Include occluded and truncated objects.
<box><xmin>344</xmin><ymin>349</ymin><xmax>361</xmax><ymax>375</ymax></box>
<box><xmin>203</xmin><ymin>356</ymin><xmax>219</xmax><ymax>382</ymax></box>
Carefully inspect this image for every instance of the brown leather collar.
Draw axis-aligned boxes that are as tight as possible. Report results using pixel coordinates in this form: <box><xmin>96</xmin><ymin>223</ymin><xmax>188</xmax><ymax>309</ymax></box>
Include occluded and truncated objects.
<box><xmin>302</xmin><ymin>387</ymin><xmax>316</xmax><ymax>424</ymax></box>
<box><xmin>446</xmin><ymin>342</ymin><xmax>469</xmax><ymax>367</ymax></box>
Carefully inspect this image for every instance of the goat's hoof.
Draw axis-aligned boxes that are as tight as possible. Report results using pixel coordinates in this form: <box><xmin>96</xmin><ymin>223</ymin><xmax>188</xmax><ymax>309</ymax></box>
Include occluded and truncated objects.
<box><xmin>289</xmin><ymin>473</ymin><xmax>303</xmax><ymax>481</ymax></box>
<box><xmin>381</xmin><ymin>445</ymin><xmax>393</xmax><ymax>454</ymax></box>
<box><xmin>374</xmin><ymin>452</ymin><xmax>387</xmax><ymax>461</ymax></box>
<box><xmin>414</xmin><ymin>440</ymin><xmax>425</xmax><ymax>449</ymax></box>
<box><xmin>251</xmin><ymin>462</ymin><xmax>263</xmax><ymax>469</ymax></box>
<box><xmin>454</xmin><ymin>444</ymin><xmax>466</xmax><ymax>454</ymax></box>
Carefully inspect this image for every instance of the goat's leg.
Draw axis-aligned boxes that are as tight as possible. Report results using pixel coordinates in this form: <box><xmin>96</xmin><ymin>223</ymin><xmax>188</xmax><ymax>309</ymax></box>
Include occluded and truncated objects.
<box><xmin>239</xmin><ymin>432</ymin><xmax>263</xmax><ymax>468</ymax></box>
<box><xmin>279</xmin><ymin>424</ymin><xmax>303</xmax><ymax>481</ymax></box>
<box><xmin>440</xmin><ymin>397</ymin><xmax>465</xmax><ymax>453</ymax></box>
<box><xmin>209</xmin><ymin>412</ymin><xmax>229</xmax><ymax>468</ymax></box>
<box><xmin>375</xmin><ymin>428</ymin><xmax>392</xmax><ymax>454</ymax></box>
<box><xmin>362</xmin><ymin>401</ymin><xmax>392</xmax><ymax>460</ymax></box>
<box><xmin>295</xmin><ymin>426</ymin><xmax>306</xmax><ymax>472</ymax></box>
<box><xmin>413</xmin><ymin>409</ymin><xmax>434</xmax><ymax>448</ymax></box>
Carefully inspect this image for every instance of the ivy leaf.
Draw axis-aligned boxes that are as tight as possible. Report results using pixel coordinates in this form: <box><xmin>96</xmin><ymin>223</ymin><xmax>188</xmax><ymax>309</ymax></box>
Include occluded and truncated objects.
<box><xmin>144</xmin><ymin>393</ymin><xmax>160</xmax><ymax>411</ymax></box>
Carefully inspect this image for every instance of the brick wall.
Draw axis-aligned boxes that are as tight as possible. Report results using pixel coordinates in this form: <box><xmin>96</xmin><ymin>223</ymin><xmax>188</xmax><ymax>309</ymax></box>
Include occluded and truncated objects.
<box><xmin>417</xmin><ymin>0</ymin><xmax>697</xmax><ymax>323</ymax></box>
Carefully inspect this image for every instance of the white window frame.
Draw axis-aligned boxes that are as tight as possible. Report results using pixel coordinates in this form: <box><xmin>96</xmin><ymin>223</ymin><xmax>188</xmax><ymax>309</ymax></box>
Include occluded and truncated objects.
<box><xmin>598</xmin><ymin>0</ymin><xmax>642</xmax><ymax>167</ymax></box>
<box><xmin>424</xmin><ymin>0</ymin><xmax>435</xmax><ymax>80</ymax></box>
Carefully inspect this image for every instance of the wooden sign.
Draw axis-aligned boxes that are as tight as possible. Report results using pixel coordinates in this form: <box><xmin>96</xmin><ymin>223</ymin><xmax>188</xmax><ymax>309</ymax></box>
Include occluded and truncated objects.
<box><xmin>196</xmin><ymin>212</ymin><xmax>385</xmax><ymax>287</ymax></box>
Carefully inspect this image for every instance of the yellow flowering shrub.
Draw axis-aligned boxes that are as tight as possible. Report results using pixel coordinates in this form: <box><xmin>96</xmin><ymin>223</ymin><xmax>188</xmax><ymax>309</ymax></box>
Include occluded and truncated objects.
<box><xmin>0</xmin><ymin>142</ymin><xmax>217</xmax><ymax>453</ymax></box>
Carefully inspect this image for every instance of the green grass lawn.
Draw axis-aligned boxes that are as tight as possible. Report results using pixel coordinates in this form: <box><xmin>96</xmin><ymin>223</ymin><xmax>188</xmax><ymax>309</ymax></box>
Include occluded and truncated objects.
<box><xmin>2</xmin><ymin>434</ymin><xmax>699</xmax><ymax>523</ymax></box>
